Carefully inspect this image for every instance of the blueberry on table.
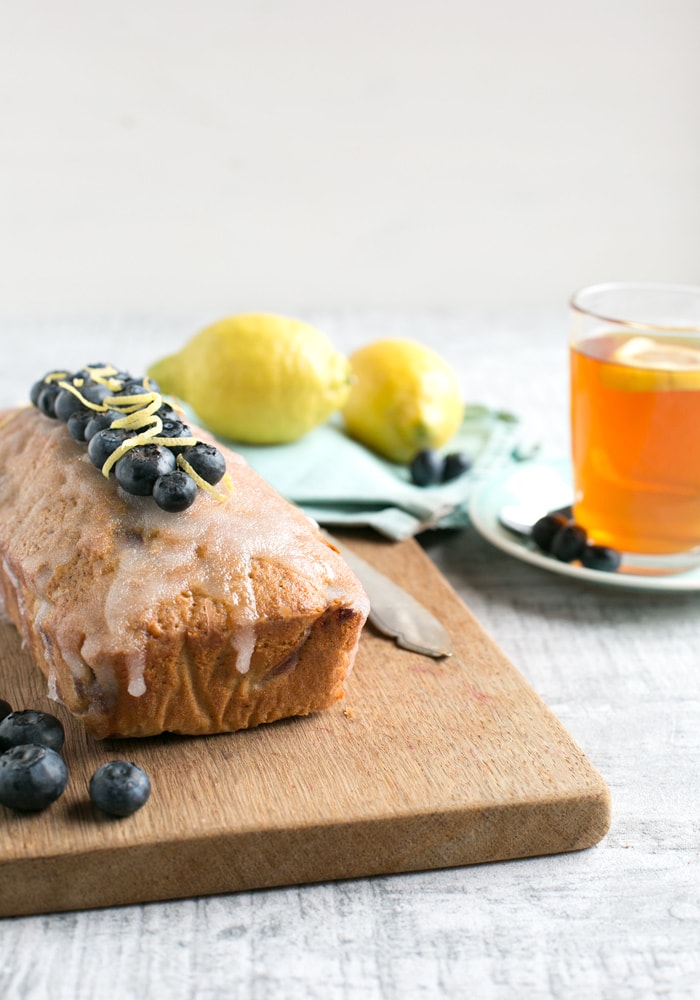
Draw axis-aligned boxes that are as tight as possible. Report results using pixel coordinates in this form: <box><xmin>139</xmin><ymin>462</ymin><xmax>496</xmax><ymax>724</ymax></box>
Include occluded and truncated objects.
<box><xmin>531</xmin><ymin>514</ymin><xmax>571</xmax><ymax>553</ymax></box>
<box><xmin>410</xmin><ymin>449</ymin><xmax>444</xmax><ymax>486</ymax></box>
<box><xmin>153</xmin><ymin>470</ymin><xmax>198</xmax><ymax>512</ymax></box>
<box><xmin>115</xmin><ymin>444</ymin><xmax>177</xmax><ymax>496</ymax></box>
<box><xmin>180</xmin><ymin>442</ymin><xmax>227</xmax><ymax>485</ymax></box>
<box><xmin>442</xmin><ymin>451</ymin><xmax>472</xmax><ymax>482</ymax></box>
<box><xmin>89</xmin><ymin>761</ymin><xmax>151</xmax><ymax>817</ymax></box>
<box><xmin>0</xmin><ymin>745</ymin><xmax>68</xmax><ymax>811</ymax></box>
<box><xmin>581</xmin><ymin>544</ymin><xmax>622</xmax><ymax>572</ymax></box>
<box><xmin>0</xmin><ymin>709</ymin><xmax>65</xmax><ymax>752</ymax></box>
<box><xmin>87</xmin><ymin>427</ymin><xmax>134</xmax><ymax>469</ymax></box>
<box><xmin>0</xmin><ymin>699</ymin><xmax>11</xmax><ymax>722</ymax></box>
<box><xmin>550</xmin><ymin>523</ymin><xmax>588</xmax><ymax>563</ymax></box>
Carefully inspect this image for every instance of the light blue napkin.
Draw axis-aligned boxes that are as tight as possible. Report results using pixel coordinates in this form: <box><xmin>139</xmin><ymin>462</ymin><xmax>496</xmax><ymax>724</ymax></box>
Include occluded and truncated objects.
<box><xmin>215</xmin><ymin>405</ymin><xmax>524</xmax><ymax>541</ymax></box>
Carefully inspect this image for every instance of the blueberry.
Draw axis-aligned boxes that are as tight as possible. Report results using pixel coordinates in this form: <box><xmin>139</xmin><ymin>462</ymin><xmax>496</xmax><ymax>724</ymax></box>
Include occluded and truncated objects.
<box><xmin>76</xmin><ymin>367</ymin><xmax>126</xmax><ymax>388</ymax></box>
<box><xmin>155</xmin><ymin>403</ymin><xmax>179</xmax><ymax>421</ymax></box>
<box><xmin>531</xmin><ymin>514</ymin><xmax>570</xmax><ymax>553</ymax></box>
<box><xmin>180</xmin><ymin>442</ymin><xmax>227</xmax><ymax>485</ymax></box>
<box><xmin>36</xmin><ymin>382</ymin><xmax>61</xmax><ymax>418</ymax></box>
<box><xmin>30</xmin><ymin>372</ymin><xmax>66</xmax><ymax>408</ymax></box>
<box><xmin>581</xmin><ymin>544</ymin><xmax>622</xmax><ymax>573</ymax></box>
<box><xmin>78</xmin><ymin>380</ymin><xmax>112</xmax><ymax>407</ymax></box>
<box><xmin>160</xmin><ymin>419</ymin><xmax>187</xmax><ymax>437</ymax></box>
<box><xmin>89</xmin><ymin>760</ymin><xmax>151</xmax><ymax>817</ymax></box>
<box><xmin>153</xmin><ymin>470</ymin><xmax>198</xmax><ymax>512</ymax></box>
<box><xmin>85</xmin><ymin>409</ymin><xmax>122</xmax><ymax>441</ymax></box>
<box><xmin>30</xmin><ymin>380</ymin><xmax>45</xmax><ymax>406</ymax></box>
<box><xmin>0</xmin><ymin>709</ymin><xmax>65</xmax><ymax>752</ymax></box>
<box><xmin>115</xmin><ymin>444</ymin><xmax>176</xmax><ymax>496</ymax></box>
<box><xmin>87</xmin><ymin>427</ymin><xmax>134</xmax><ymax>469</ymax></box>
<box><xmin>410</xmin><ymin>449</ymin><xmax>444</xmax><ymax>487</ymax></box>
<box><xmin>160</xmin><ymin>420</ymin><xmax>193</xmax><ymax>455</ymax></box>
<box><xmin>55</xmin><ymin>387</ymin><xmax>86</xmax><ymax>422</ymax></box>
<box><xmin>442</xmin><ymin>451</ymin><xmax>472</xmax><ymax>482</ymax></box>
<box><xmin>0</xmin><ymin>699</ymin><xmax>11</xmax><ymax>722</ymax></box>
<box><xmin>67</xmin><ymin>408</ymin><xmax>94</xmax><ymax>442</ymax></box>
<box><xmin>550</xmin><ymin>523</ymin><xmax>588</xmax><ymax>562</ymax></box>
<box><xmin>118</xmin><ymin>378</ymin><xmax>159</xmax><ymax>396</ymax></box>
<box><xmin>0</xmin><ymin>745</ymin><xmax>68</xmax><ymax>811</ymax></box>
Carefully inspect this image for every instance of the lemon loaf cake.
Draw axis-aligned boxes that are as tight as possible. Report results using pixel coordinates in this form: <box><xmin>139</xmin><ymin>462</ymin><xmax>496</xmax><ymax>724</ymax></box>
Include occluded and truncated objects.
<box><xmin>0</xmin><ymin>371</ymin><xmax>368</xmax><ymax>738</ymax></box>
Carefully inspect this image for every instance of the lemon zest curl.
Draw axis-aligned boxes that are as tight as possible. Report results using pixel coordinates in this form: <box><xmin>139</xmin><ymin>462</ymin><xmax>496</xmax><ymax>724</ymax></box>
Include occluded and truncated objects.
<box><xmin>37</xmin><ymin>364</ymin><xmax>233</xmax><ymax>504</ymax></box>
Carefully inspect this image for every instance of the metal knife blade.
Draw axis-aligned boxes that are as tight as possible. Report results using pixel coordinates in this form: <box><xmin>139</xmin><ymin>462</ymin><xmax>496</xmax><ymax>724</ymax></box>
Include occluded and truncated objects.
<box><xmin>324</xmin><ymin>532</ymin><xmax>453</xmax><ymax>659</ymax></box>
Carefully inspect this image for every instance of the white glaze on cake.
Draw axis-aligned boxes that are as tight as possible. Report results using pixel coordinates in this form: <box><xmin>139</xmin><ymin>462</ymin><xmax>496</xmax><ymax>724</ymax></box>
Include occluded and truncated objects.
<box><xmin>0</xmin><ymin>407</ymin><xmax>369</xmax><ymax>728</ymax></box>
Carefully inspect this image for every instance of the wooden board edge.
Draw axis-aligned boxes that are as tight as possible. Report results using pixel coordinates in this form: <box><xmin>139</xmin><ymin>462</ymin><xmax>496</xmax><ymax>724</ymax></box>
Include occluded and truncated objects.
<box><xmin>1</xmin><ymin>785</ymin><xmax>611</xmax><ymax>918</ymax></box>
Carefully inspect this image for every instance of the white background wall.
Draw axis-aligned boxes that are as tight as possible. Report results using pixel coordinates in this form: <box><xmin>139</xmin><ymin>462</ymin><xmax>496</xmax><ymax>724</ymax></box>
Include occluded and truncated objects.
<box><xmin>0</xmin><ymin>0</ymin><xmax>698</xmax><ymax>318</ymax></box>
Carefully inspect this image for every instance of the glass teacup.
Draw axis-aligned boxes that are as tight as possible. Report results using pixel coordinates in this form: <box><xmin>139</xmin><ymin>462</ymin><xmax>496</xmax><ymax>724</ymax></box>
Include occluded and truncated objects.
<box><xmin>570</xmin><ymin>282</ymin><xmax>700</xmax><ymax>572</ymax></box>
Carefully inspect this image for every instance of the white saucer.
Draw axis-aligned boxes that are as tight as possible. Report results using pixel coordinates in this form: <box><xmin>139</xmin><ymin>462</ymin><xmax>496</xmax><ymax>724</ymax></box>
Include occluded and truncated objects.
<box><xmin>468</xmin><ymin>459</ymin><xmax>700</xmax><ymax>592</ymax></box>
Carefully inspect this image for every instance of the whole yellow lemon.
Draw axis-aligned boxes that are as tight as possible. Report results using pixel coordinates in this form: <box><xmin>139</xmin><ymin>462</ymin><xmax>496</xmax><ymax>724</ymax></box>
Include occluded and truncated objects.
<box><xmin>342</xmin><ymin>338</ymin><xmax>464</xmax><ymax>463</ymax></box>
<box><xmin>148</xmin><ymin>314</ymin><xmax>351</xmax><ymax>444</ymax></box>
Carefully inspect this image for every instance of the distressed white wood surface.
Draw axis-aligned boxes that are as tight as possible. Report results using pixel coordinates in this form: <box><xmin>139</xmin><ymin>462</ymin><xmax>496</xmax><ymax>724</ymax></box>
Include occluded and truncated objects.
<box><xmin>1</xmin><ymin>312</ymin><xmax>699</xmax><ymax>1000</ymax></box>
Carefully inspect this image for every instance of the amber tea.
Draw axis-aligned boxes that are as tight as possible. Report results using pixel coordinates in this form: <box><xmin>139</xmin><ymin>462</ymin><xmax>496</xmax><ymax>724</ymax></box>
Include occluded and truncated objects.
<box><xmin>571</xmin><ymin>330</ymin><xmax>700</xmax><ymax>556</ymax></box>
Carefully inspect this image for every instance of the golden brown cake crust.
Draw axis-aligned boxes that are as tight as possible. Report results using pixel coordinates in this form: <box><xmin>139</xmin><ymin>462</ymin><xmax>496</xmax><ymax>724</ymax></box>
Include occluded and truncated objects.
<box><xmin>0</xmin><ymin>407</ymin><xmax>368</xmax><ymax>737</ymax></box>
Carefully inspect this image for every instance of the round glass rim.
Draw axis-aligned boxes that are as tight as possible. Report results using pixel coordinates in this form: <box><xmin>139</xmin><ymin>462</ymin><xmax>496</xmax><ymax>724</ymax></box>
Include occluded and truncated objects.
<box><xmin>570</xmin><ymin>282</ymin><xmax>700</xmax><ymax>334</ymax></box>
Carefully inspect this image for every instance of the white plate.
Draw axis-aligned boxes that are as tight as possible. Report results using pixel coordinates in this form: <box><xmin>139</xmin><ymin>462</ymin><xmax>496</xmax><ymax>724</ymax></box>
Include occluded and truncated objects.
<box><xmin>468</xmin><ymin>459</ymin><xmax>700</xmax><ymax>592</ymax></box>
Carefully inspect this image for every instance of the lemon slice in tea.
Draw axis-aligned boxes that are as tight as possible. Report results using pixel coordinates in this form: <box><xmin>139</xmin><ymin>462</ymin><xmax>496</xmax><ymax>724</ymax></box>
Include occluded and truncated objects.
<box><xmin>602</xmin><ymin>334</ymin><xmax>700</xmax><ymax>391</ymax></box>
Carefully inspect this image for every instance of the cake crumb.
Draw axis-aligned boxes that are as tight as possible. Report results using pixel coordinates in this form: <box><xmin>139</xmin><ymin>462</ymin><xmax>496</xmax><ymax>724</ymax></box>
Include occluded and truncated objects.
<box><xmin>343</xmin><ymin>707</ymin><xmax>355</xmax><ymax>719</ymax></box>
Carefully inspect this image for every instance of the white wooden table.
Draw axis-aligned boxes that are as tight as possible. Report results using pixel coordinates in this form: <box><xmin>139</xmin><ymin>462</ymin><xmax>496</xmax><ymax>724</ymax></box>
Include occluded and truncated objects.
<box><xmin>1</xmin><ymin>312</ymin><xmax>698</xmax><ymax>1000</ymax></box>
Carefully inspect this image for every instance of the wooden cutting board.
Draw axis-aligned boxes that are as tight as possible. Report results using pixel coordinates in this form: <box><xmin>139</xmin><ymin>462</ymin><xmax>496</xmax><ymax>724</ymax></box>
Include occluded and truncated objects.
<box><xmin>0</xmin><ymin>533</ymin><xmax>610</xmax><ymax>918</ymax></box>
